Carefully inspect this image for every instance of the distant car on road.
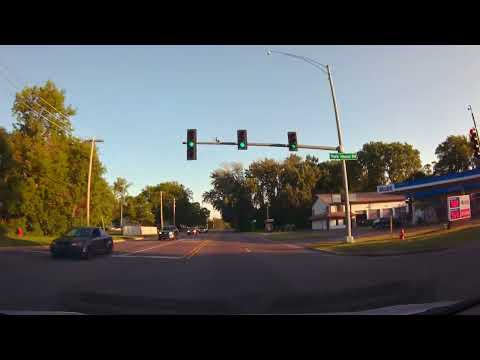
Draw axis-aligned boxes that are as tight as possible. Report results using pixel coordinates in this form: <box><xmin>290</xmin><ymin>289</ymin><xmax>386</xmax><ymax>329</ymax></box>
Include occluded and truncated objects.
<box><xmin>187</xmin><ymin>227</ymin><xmax>199</xmax><ymax>236</ymax></box>
<box><xmin>199</xmin><ymin>227</ymin><xmax>208</xmax><ymax>233</ymax></box>
<box><xmin>50</xmin><ymin>227</ymin><xmax>113</xmax><ymax>260</ymax></box>
<box><xmin>371</xmin><ymin>217</ymin><xmax>400</xmax><ymax>229</ymax></box>
<box><xmin>158</xmin><ymin>225</ymin><xmax>179</xmax><ymax>240</ymax></box>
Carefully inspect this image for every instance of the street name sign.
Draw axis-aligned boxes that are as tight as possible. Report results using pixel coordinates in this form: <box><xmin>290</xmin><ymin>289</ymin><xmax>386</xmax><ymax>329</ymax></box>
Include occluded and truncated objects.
<box><xmin>329</xmin><ymin>152</ymin><xmax>357</xmax><ymax>160</ymax></box>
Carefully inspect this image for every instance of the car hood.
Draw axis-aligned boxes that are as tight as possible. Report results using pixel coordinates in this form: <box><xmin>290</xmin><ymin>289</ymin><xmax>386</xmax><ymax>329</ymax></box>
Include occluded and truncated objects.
<box><xmin>0</xmin><ymin>310</ymin><xmax>84</xmax><ymax>315</ymax></box>
<box><xmin>316</xmin><ymin>301</ymin><xmax>457</xmax><ymax>315</ymax></box>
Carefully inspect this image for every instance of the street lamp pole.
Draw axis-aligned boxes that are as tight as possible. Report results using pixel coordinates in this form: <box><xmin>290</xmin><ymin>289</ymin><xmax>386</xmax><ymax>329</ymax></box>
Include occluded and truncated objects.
<box><xmin>267</xmin><ymin>49</ymin><xmax>354</xmax><ymax>243</ymax></box>
<box><xmin>326</xmin><ymin>65</ymin><xmax>354</xmax><ymax>243</ymax></box>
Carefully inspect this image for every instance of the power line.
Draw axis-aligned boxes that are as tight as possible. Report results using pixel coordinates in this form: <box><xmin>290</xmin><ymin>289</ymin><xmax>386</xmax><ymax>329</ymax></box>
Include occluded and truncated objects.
<box><xmin>0</xmin><ymin>68</ymin><xmax>71</xmax><ymax>134</ymax></box>
<box><xmin>0</xmin><ymin>60</ymin><xmax>74</xmax><ymax>126</ymax></box>
<box><xmin>0</xmin><ymin>65</ymin><xmax>72</xmax><ymax>133</ymax></box>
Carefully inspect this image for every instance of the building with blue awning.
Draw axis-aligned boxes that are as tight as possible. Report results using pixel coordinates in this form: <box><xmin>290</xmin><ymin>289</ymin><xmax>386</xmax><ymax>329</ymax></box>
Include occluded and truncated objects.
<box><xmin>377</xmin><ymin>168</ymin><xmax>480</xmax><ymax>224</ymax></box>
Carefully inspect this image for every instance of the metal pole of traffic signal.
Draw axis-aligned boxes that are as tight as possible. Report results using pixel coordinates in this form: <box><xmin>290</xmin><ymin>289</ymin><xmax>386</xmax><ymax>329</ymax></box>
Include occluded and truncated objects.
<box><xmin>326</xmin><ymin>65</ymin><xmax>354</xmax><ymax>243</ymax></box>
<box><xmin>468</xmin><ymin>105</ymin><xmax>479</xmax><ymax>136</ymax></box>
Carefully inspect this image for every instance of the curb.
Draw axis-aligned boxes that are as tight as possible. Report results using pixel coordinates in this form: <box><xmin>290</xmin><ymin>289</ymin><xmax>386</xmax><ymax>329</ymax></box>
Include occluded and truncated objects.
<box><xmin>308</xmin><ymin>246</ymin><xmax>450</xmax><ymax>257</ymax></box>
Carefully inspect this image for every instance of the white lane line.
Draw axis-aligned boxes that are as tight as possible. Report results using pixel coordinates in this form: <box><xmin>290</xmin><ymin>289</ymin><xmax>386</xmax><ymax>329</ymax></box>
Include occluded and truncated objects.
<box><xmin>112</xmin><ymin>255</ymin><xmax>182</xmax><ymax>259</ymax></box>
<box><xmin>124</xmin><ymin>241</ymin><xmax>178</xmax><ymax>255</ymax></box>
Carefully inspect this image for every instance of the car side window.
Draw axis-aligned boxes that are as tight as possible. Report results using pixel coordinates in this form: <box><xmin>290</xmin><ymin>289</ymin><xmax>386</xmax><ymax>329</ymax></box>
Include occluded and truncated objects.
<box><xmin>93</xmin><ymin>228</ymin><xmax>101</xmax><ymax>237</ymax></box>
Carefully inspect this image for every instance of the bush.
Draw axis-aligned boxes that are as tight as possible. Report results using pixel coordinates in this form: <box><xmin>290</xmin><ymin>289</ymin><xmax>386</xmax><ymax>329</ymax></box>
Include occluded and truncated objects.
<box><xmin>0</xmin><ymin>223</ymin><xmax>7</xmax><ymax>237</ymax></box>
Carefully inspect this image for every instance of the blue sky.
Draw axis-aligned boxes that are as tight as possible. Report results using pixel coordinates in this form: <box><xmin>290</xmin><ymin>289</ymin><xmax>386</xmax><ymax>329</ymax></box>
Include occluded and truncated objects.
<box><xmin>1</xmin><ymin>45</ymin><xmax>479</xmax><ymax>217</ymax></box>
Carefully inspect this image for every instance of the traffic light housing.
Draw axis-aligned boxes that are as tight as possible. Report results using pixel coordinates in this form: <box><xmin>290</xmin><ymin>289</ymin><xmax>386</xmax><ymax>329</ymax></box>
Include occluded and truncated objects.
<box><xmin>187</xmin><ymin>129</ymin><xmax>197</xmax><ymax>160</ymax></box>
<box><xmin>470</xmin><ymin>128</ymin><xmax>480</xmax><ymax>158</ymax></box>
<box><xmin>288</xmin><ymin>132</ymin><xmax>298</xmax><ymax>151</ymax></box>
<box><xmin>237</xmin><ymin>130</ymin><xmax>248</xmax><ymax>150</ymax></box>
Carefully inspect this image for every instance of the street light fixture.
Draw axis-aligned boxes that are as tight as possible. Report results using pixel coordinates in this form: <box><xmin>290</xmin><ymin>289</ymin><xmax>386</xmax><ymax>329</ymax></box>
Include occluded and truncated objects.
<box><xmin>266</xmin><ymin>48</ymin><xmax>354</xmax><ymax>243</ymax></box>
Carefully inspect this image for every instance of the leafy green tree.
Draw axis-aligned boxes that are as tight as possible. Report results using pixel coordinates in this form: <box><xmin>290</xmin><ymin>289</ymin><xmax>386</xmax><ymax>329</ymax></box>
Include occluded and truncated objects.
<box><xmin>203</xmin><ymin>162</ymin><xmax>255</xmax><ymax>231</ymax></box>
<box><xmin>4</xmin><ymin>81</ymin><xmax>114</xmax><ymax>235</ymax></box>
<box><xmin>356</xmin><ymin>141</ymin><xmax>422</xmax><ymax>190</ymax></box>
<box><xmin>113</xmin><ymin>177</ymin><xmax>131</xmax><ymax>225</ymax></box>
<box><xmin>433</xmin><ymin>135</ymin><xmax>473</xmax><ymax>175</ymax></box>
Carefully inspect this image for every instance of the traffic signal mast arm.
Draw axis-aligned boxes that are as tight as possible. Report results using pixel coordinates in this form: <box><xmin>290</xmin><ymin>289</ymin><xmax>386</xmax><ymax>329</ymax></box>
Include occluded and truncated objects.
<box><xmin>182</xmin><ymin>140</ymin><xmax>339</xmax><ymax>151</ymax></box>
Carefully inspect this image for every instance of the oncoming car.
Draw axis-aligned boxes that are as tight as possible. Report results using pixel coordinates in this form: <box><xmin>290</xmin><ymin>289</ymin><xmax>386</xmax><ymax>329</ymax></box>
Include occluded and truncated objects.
<box><xmin>50</xmin><ymin>227</ymin><xmax>113</xmax><ymax>260</ymax></box>
<box><xmin>158</xmin><ymin>225</ymin><xmax>179</xmax><ymax>240</ymax></box>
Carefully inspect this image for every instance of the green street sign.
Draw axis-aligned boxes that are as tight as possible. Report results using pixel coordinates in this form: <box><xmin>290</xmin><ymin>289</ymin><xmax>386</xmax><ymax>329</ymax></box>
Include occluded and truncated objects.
<box><xmin>329</xmin><ymin>152</ymin><xmax>358</xmax><ymax>160</ymax></box>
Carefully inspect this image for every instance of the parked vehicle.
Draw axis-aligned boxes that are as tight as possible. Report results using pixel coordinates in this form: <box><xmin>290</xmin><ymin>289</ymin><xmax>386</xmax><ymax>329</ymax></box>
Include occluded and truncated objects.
<box><xmin>50</xmin><ymin>227</ymin><xmax>113</xmax><ymax>260</ymax></box>
<box><xmin>371</xmin><ymin>217</ymin><xmax>400</xmax><ymax>229</ymax></box>
<box><xmin>158</xmin><ymin>225</ymin><xmax>179</xmax><ymax>240</ymax></box>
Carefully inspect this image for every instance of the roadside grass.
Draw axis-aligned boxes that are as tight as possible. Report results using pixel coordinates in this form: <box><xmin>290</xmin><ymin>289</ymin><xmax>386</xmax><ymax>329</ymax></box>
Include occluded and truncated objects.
<box><xmin>313</xmin><ymin>222</ymin><xmax>480</xmax><ymax>255</ymax></box>
<box><xmin>0</xmin><ymin>232</ymin><xmax>55</xmax><ymax>247</ymax></box>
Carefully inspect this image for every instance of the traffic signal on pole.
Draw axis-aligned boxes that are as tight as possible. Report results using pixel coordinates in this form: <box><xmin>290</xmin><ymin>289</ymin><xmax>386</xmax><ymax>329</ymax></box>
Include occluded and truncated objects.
<box><xmin>237</xmin><ymin>130</ymin><xmax>248</xmax><ymax>150</ymax></box>
<box><xmin>288</xmin><ymin>132</ymin><xmax>298</xmax><ymax>151</ymax></box>
<box><xmin>187</xmin><ymin>129</ymin><xmax>197</xmax><ymax>160</ymax></box>
<box><xmin>470</xmin><ymin>128</ymin><xmax>480</xmax><ymax>158</ymax></box>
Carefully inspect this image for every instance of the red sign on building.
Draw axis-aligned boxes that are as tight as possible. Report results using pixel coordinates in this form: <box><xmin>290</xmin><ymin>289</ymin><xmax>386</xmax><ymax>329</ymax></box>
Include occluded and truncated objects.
<box><xmin>447</xmin><ymin>195</ymin><xmax>471</xmax><ymax>222</ymax></box>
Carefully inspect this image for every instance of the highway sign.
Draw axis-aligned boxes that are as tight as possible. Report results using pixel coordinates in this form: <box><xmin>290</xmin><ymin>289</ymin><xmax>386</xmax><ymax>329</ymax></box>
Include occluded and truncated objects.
<box><xmin>329</xmin><ymin>152</ymin><xmax>357</xmax><ymax>160</ymax></box>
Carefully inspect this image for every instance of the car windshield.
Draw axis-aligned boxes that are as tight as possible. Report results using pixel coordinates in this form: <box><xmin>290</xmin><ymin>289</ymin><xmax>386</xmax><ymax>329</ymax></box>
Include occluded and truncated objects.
<box><xmin>65</xmin><ymin>228</ymin><xmax>93</xmax><ymax>237</ymax></box>
<box><xmin>3</xmin><ymin>44</ymin><xmax>480</xmax><ymax>315</ymax></box>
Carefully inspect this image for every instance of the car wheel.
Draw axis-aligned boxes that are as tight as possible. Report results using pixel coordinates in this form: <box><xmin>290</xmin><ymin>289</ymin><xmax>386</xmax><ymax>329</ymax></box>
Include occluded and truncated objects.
<box><xmin>106</xmin><ymin>244</ymin><xmax>113</xmax><ymax>255</ymax></box>
<box><xmin>81</xmin><ymin>246</ymin><xmax>94</xmax><ymax>260</ymax></box>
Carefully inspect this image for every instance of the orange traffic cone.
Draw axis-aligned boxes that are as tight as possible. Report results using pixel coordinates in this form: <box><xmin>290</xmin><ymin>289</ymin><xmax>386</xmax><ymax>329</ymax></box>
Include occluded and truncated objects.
<box><xmin>399</xmin><ymin>228</ymin><xmax>405</xmax><ymax>240</ymax></box>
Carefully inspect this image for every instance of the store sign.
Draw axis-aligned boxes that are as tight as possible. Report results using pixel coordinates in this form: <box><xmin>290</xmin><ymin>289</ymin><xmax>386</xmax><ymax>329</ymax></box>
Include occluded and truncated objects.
<box><xmin>447</xmin><ymin>195</ymin><xmax>471</xmax><ymax>221</ymax></box>
<box><xmin>377</xmin><ymin>184</ymin><xmax>395</xmax><ymax>193</ymax></box>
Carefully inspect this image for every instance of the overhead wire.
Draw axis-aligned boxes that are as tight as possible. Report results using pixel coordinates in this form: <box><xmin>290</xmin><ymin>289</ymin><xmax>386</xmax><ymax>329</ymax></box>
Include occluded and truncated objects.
<box><xmin>0</xmin><ymin>64</ymin><xmax>72</xmax><ymax>134</ymax></box>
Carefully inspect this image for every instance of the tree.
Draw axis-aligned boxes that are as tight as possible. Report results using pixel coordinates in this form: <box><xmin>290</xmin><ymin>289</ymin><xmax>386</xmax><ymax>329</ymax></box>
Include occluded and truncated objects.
<box><xmin>434</xmin><ymin>135</ymin><xmax>473</xmax><ymax>175</ymax></box>
<box><xmin>13</xmin><ymin>80</ymin><xmax>75</xmax><ymax>137</ymax></box>
<box><xmin>356</xmin><ymin>141</ymin><xmax>422</xmax><ymax>190</ymax></box>
<box><xmin>3</xmin><ymin>81</ymin><xmax>115</xmax><ymax>235</ymax></box>
<box><xmin>203</xmin><ymin>162</ymin><xmax>255</xmax><ymax>231</ymax></box>
<box><xmin>113</xmin><ymin>177</ymin><xmax>131</xmax><ymax>226</ymax></box>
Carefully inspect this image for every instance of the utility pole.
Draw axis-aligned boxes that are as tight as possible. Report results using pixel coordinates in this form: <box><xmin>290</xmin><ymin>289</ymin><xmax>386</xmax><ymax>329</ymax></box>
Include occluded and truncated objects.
<box><xmin>85</xmin><ymin>138</ymin><xmax>104</xmax><ymax>227</ymax></box>
<box><xmin>120</xmin><ymin>195</ymin><xmax>123</xmax><ymax>227</ymax></box>
<box><xmin>160</xmin><ymin>191</ymin><xmax>164</xmax><ymax>229</ymax></box>
<box><xmin>173</xmin><ymin>197</ymin><xmax>176</xmax><ymax>227</ymax></box>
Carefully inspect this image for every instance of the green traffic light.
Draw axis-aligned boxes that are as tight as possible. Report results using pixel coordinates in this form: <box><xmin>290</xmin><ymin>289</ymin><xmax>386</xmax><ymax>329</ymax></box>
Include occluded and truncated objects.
<box><xmin>188</xmin><ymin>141</ymin><xmax>194</xmax><ymax>148</ymax></box>
<box><xmin>239</xmin><ymin>142</ymin><xmax>245</xmax><ymax>149</ymax></box>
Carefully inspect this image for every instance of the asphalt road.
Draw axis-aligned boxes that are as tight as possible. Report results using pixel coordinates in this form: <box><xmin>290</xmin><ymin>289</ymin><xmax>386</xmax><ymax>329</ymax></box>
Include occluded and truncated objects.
<box><xmin>1</xmin><ymin>231</ymin><xmax>480</xmax><ymax>314</ymax></box>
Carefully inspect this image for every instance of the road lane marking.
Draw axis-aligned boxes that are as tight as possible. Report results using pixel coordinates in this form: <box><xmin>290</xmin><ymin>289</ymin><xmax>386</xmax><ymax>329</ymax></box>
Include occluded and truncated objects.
<box><xmin>285</xmin><ymin>244</ymin><xmax>302</xmax><ymax>249</ymax></box>
<box><xmin>112</xmin><ymin>255</ymin><xmax>182</xmax><ymax>259</ymax></box>
<box><xmin>184</xmin><ymin>240</ymin><xmax>210</xmax><ymax>259</ymax></box>
<box><xmin>123</xmin><ymin>240</ymin><xmax>179</xmax><ymax>255</ymax></box>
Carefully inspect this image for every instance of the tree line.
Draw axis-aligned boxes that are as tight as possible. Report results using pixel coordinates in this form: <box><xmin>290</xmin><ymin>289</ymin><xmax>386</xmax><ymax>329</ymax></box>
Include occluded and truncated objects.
<box><xmin>112</xmin><ymin>178</ymin><xmax>210</xmax><ymax>228</ymax></box>
<box><xmin>203</xmin><ymin>137</ymin><xmax>475</xmax><ymax>231</ymax></box>
<box><xmin>0</xmin><ymin>81</ymin><xmax>209</xmax><ymax>235</ymax></box>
